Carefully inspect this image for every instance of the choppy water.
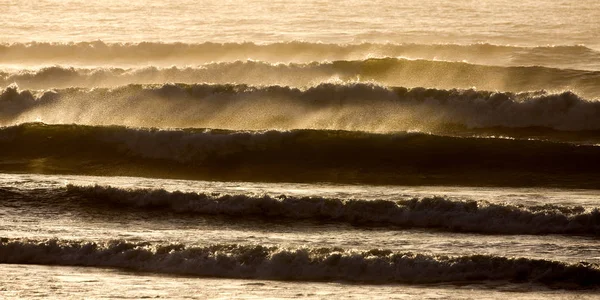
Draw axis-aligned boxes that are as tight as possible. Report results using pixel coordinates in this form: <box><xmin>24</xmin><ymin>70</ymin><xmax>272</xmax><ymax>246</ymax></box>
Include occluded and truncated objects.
<box><xmin>1</xmin><ymin>0</ymin><xmax>599</xmax><ymax>298</ymax></box>
<box><xmin>2</xmin><ymin>0</ymin><xmax>600</xmax><ymax>47</ymax></box>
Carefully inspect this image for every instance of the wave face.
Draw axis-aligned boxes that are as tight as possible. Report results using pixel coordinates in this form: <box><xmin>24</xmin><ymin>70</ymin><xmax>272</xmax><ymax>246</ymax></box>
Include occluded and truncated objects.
<box><xmin>2</xmin><ymin>42</ymin><xmax>600</xmax><ymax>70</ymax></box>
<box><xmin>2</xmin><ymin>84</ymin><xmax>600</xmax><ymax>133</ymax></box>
<box><xmin>3</xmin><ymin>59</ymin><xmax>600</xmax><ymax>99</ymax></box>
<box><xmin>0</xmin><ymin>123</ymin><xmax>599</xmax><ymax>187</ymax></box>
<box><xmin>1</xmin><ymin>238</ymin><xmax>598</xmax><ymax>288</ymax></box>
<box><xmin>54</xmin><ymin>185</ymin><xmax>599</xmax><ymax>235</ymax></box>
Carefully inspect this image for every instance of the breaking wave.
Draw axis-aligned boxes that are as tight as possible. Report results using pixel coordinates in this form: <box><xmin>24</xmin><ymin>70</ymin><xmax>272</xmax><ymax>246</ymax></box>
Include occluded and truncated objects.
<box><xmin>54</xmin><ymin>185</ymin><xmax>600</xmax><ymax>235</ymax></box>
<box><xmin>2</xmin><ymin>41</ymin><xmax>599</xmax><ymax>70</ymax></box>
<box><xmin>2</xmin><ymin>83</ymin><xmax>600</xmax><ymax>132</ymax></box>
<box><xmin>1</xmin><ymin>123</ymin><xmax>600</xmax><ymax>187</ymax></box>
<box><xmin>3</xmin><ymin>59</ymin><xmax>600</xmax><ymax>98</ymax></box>
<box><xmin>1</xmin><ymin>238</ymin><xmax>598</xmax><ymax>288</ymax></box>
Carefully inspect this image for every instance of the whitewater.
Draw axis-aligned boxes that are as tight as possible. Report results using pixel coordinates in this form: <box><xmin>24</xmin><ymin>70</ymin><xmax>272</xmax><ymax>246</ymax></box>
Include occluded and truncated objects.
<box><xmin>1</xmin><ymin>0</ymin><xmax>600</xmax><ymax>299</ymax></box>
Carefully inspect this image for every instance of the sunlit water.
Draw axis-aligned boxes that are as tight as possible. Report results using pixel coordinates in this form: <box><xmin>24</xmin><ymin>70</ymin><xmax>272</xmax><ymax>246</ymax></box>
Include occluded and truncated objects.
<box><xmin>1</xmin><ymin>173</ymin><xmax>600</xmax><ymax>298</ymax></box>
<box><xmin>2</xmin><ymin>0</ymin><xmax>600</xmax><ymax>47</ymax></box>
<box><xmin>2</xmin><ymin>0</ymin><xmax>600</xmax><ymax>298</ymax></box>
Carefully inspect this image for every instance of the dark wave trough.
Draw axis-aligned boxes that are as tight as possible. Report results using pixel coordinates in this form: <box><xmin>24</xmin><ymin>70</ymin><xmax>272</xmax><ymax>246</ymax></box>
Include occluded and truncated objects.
<box><xmin>0</xmin><ymin>123</ymin><xmax>599</xmax><ymax>187</ymax></box>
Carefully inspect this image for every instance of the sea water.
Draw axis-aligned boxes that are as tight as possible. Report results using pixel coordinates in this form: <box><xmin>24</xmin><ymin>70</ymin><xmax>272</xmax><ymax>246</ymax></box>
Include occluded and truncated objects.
<box><xmin>1</xmin><ymin>1</ymin><xmax>599</xmax><ymax>298</ymax></box>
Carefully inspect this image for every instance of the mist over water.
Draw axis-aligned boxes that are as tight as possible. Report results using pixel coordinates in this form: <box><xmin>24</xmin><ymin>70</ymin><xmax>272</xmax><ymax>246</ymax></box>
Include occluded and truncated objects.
<box><xmin>1</xmin><ymin>0</ymin><xmax>600</xmax><ymax>298</ymax></box>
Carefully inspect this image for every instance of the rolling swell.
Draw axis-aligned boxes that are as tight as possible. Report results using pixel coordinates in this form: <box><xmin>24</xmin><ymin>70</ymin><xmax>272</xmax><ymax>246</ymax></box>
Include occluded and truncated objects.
<box><xmin>1</xmin><ymin>238</ymin><xmax>598</xmax><ymax>288</ymax></box>
<box><xmin>1</xmin><ymin>41</ymin><xmax>599</xmax><ymax>70</ymax></box>
<box><xmin>58</xmin><ymin>185</ymin><xmax>600</xmax><ymax>235</ymax></box>
<box><xmin>2</xmin><ymin>83</ymin><xmax>600</xmax><ymax>133</ymax></box>
<box><xmin>3</xmin><ymin>59</ymin><xmax>600</xmax><ymax>98</ymax></box>
<box><xmin>1</xmin><ymin>123</ymin><xmax>600</xmax><ymax>188</ymax></box>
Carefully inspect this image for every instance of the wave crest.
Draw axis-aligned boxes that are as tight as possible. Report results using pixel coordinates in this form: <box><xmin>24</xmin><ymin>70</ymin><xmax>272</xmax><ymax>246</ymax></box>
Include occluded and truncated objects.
<box><xmin>3</xmin><ymin>59</ymin><xmax>600</xmax><ymax>98</ymax></box>
<box><xmin>61</xmin><ymin>185</ymin><xmax>600</xmax><ymax>235</ymax></box>
<box><xmin>2</xmin><ymin>41</ymin><xmax>599</xmax><ymax>70</ymax></box>
<box><xmin>1</xmin><ymin>238</ymin><xmax>598</xmax><ymax>288</ymax></box>
<box><xmin>2</xmin><ymin>83</ymin><xmax>600</xmax><ymax>131</ymax></box>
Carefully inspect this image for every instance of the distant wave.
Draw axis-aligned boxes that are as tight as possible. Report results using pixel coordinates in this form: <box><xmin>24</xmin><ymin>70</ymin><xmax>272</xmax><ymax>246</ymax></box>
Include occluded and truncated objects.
<box><xmin>1</xmin><ymin>238</ymin><xmax>598</xmax><ymax>288</ymax></box>
<box><xmin>3</xmin><ymin>59</ymin><xmax>600</xmax><ymax>98</ymax></box>
<box><xmin>2</xmin><ymin>83</ymin><xmax>600</xmax><ymax>132</ymax></box>
<box><xmin>49</xmin><ymin>185</ymin><xmax>599</xmax><ymax>235</ymax></box>
<box><xmin>1</xmin><ymin>41</ymin><xmax>599</xmax><ymax>70</ymax></box>
<box><xmin>1</xmin><ymin>123</ymin><xmax>600</xmax><ymax>187</ymax></box>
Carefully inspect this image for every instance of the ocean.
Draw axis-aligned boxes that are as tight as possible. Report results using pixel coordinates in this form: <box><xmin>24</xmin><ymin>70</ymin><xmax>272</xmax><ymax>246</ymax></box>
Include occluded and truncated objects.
<box><xmin>1</xmin><ymin>0</ymin><xmax>599</xmax><ymax>298</ymax></box>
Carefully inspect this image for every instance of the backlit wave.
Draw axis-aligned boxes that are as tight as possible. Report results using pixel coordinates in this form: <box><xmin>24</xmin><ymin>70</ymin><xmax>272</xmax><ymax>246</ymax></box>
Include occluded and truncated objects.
<box><xmin>2</xmin><ymin>59</ymin><xmax>600</xmax><ymax>98</ymax></box>
<box><xmin>46</xmin><ymin>185</ymin><xmax>600</xmax><ymax>235</ymax></box>
<box><xmin>1</xmin><ymin>238</ymin><xmax>598</xmax><ymax>288</ymax></box>
<box><xmin>0</xmin><ymin>123</ymin><xmax>599</xmax><ymax>187</ymax></box>
<box><xmin>2</xmin><ymin>41</ymin><xmax>599</xmax><ymax>70</ymax></box>
<box><xmin>2</xmin><ymin>83</ymin><xmax>600</xmax><ymax>131</ymax></box>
